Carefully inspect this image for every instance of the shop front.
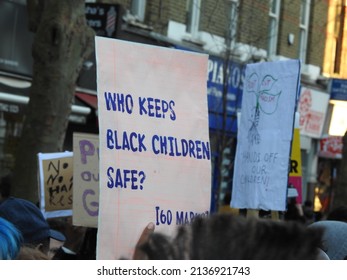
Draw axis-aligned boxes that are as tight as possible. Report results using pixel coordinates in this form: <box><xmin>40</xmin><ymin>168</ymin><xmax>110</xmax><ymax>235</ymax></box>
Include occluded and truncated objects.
<box><xmin>296</xmin><ymin>84</ymin><xmax>330</xmax><ymax>207</ymax></box>
<box><xmin>315</xmin><ymin>78</ymin><xmax>347</xmax><ymax>211</ymax></box>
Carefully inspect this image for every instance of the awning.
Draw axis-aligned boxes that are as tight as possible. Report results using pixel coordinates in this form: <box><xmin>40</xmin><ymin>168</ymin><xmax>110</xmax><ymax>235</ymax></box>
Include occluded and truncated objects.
<box><xmin>0</xmin><ymin>91</ymin><xmax>91</xmax><ymax>116</ymax></box>
<box><xmin>75</xmin><ymin>92</ymin><xmax>98</xmax><ymax>109</ymax></box>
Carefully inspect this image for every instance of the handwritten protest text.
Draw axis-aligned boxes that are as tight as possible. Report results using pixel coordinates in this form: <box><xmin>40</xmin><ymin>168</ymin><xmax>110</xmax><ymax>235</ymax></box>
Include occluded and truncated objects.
<box><xmin>45</xmin><ymin>159</ymin><xmax>73</xmax><ymax>208</ymax></box>
<box><xmin>239</xmin><ymin>151</ymin><xmax>279</xmax><ymax>188</ymax></box>
<box><xmin>155</xmin><ymin>206</ymin><xmax>209</xmax><ymax>226</ymax></box>
<box><xmin>106</xmin><ymin>129</ymin><xmax>210</xmax><ymax>160</ymax></box>
<box><xmin>106</xmin><ymin>167</ymin><xmax>146</xmax><ymax>190</ymax></box>
<box><xmin>104</xmin><ymin>92</ymin><xmax>176</xmax><ymax>120</ymax></box>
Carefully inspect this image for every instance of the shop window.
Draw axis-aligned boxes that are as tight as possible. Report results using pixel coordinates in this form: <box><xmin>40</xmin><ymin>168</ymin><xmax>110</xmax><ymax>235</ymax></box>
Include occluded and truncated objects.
<box><xmin>299</xmin><ymin>0</ymin><xmax>311</xmax><ymax>64</ymax></box>
<box><xmin>333</xmin><ymin>2</ymin><xmax>344</xmax><ymax>74</ymax></box>
<box><xmin>186</xmin><ymin>0</ymin><xmax>201</xmax><ymax>40</ymax></box>
<box><xmin>0</xmin><ymin>109</ymin><xmax>24</xmax><ymax>177</ymax></box>
<box><xmin>268</xmin><ymin>0</ymin><xmax>281</xmax><ymax>58</ymax></box>
<box><xmin>131</xmin><ymin>0</ymin><xmax>146</xmax><ymax>22</ymax></box>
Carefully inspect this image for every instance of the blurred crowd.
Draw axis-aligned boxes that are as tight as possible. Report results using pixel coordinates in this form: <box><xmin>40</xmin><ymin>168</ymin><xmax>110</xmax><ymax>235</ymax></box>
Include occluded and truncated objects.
<box><xmin>1</xmin><ymin>174</ymin><xmax>346</xmax><ymax>260</ymax></box>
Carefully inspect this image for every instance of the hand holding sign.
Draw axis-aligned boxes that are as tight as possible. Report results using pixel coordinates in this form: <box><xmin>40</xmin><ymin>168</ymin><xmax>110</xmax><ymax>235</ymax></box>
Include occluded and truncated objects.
<box><xmin>132</xmin><ymin>222</ymin><xmax>155</xmax><ymax>260</ymax></box>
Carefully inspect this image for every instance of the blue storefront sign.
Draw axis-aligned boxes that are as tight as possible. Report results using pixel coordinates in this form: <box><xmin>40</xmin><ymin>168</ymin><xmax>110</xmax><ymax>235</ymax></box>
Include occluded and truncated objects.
<box><xmin>207</xmin><ymin>56</ymin><xmax>245</xmax><ymax>133</ymax></box>
<box><xmin>330</xmin><ymin>78</ymin><xmax>347</xmax><ymax>101</ymax></box>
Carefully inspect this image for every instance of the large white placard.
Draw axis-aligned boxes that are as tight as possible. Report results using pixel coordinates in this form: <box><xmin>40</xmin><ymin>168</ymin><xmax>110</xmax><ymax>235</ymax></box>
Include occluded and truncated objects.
<box><xmin>95</xmin><ymin>37</ymin><xmax>211</xmax><ymax>259</ymax></box>
<box><xmin>231</xmin><ymin>60</ymin><xmax>300</xmax><ymax>211</ymax></box>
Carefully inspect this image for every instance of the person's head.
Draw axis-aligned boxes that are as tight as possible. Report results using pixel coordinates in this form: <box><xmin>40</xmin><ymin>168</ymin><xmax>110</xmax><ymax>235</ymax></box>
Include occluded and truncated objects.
<box><xmin>0</xmin><ymin>217</ymin><xmax>22</xmax><ymax>260</ymax></box>
<box><xmin>308</xmin><ymin>220</ymin><xmax>347</xmax><ymax>260</ymax></box>
<box><xmin>139</xmin><ymin>213</ymin><xmax>323</xmax><ymax>260</ymax></box>
<box><xmin>0</xmin><ymin>197</ymin><xmax>65</xmax><ymax>255</ymax></box>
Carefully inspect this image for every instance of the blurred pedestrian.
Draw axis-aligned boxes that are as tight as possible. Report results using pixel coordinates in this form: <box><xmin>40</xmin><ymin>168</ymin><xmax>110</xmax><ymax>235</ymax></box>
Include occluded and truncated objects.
<box><xmin>302</xmin><ymin>200</ymin><xmax>314</xmax><ymax>224</ymax></box>
<box><xmin>284</xmin><ymin>186</ymin><xmax>305</xmax><ymax>224</ymax></box>
<box><xmin>284</xmin><ymin>197</ymin><xmax>306</xmax><ymax>224</ymax></box>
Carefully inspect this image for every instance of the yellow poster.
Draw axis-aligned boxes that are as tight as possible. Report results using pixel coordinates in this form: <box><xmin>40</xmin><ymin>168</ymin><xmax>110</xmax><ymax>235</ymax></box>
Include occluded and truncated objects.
<box><xmin>38</xmin><ymin>152</ymin><xmax>73</xmax><ymax>218</ymax></box>
<box><xmin>289</xmin><ymin>128</ymin><xmax>302</xmax><ymax>177</ymax></box>
<box><xmin>288</xmin><ymin>128</ymin><xmax>303</xmax><ymax>203</ymax></box>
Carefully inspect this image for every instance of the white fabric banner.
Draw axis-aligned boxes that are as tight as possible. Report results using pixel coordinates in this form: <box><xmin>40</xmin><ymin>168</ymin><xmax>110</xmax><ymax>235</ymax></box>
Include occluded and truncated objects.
<box><xmin>231</xmin><ymin>60</ymin><xmax>300</xmax><ymax>211</ymax></box>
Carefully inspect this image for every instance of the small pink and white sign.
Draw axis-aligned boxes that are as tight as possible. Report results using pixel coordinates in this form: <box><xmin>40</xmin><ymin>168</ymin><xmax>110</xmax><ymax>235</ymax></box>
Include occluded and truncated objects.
<box><xmin>319</xmin><ymin>135</ymin><xmax>343</xmax><ymax>159</ymax></box>
<box><xmin>298</xmin><ymin>87</ymin><xmax>329</xmax><ymax>138</ymax></box>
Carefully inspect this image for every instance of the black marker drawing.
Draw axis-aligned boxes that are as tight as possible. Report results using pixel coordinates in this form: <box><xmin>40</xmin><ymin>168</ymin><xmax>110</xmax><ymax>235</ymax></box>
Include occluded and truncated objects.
<box><xmin>245</xmin><ymin>72</ymin><xmax>282</xmax><ymax>145</ymax></box>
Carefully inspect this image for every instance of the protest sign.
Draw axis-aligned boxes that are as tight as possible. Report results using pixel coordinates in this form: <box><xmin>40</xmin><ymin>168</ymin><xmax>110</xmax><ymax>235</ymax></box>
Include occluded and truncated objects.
<box><xmin>288</xmin><ymin>128</ymin><xmax>303</xmax><ymax>203</ymax></box>
<box><xmin>38</xmin><ymin>152</ymin><xmax>73</xmax><ymax>218</ymax></box>
<box><xmin>95</xmin><ymin>37</ymin><xmax>211</xmax><ymax>260</ymax></box>
<box><xmin>231</xmin><ymin>60</ymin><xmax>300</xmax><ymax>211</ymax></box>
<box><xmin>73</xmin><ymin>132</ymin><xmax>99</xmax><ymax>227</ymax></box>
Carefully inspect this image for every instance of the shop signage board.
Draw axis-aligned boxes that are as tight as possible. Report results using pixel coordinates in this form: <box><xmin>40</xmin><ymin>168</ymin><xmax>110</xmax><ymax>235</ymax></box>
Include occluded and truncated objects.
<box><xmin>95</xmin><ymin>37</ymin><xmax>211</xmax><ymax>260</ymax></box>
<box><xmin>207</xmin><ymin>56</ymin><xmax>244</xmax><ymax>114</ymax></box>
<box><xmin>85</xmin><ymin>3</ymin><xmax>119</xmax><ymax>38</ymax></box>
<box><xmin>318</xmin><ymin>135</ymin><xmax>343</xmax><ymax>159</ymax></box>
<box><xmin>330</xmin><ymin>78</ymin><xmax>347</xmax><ymax>101</ymax></box>
<box><xmin>231</xmin><ymin>60</ymin><xmax>300</xmax><ymax>211</ymax></box>
<box><xmin>298</xmin><ymin>87</ymin><xmax>330</xmax><ymax>138</ymax></box>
